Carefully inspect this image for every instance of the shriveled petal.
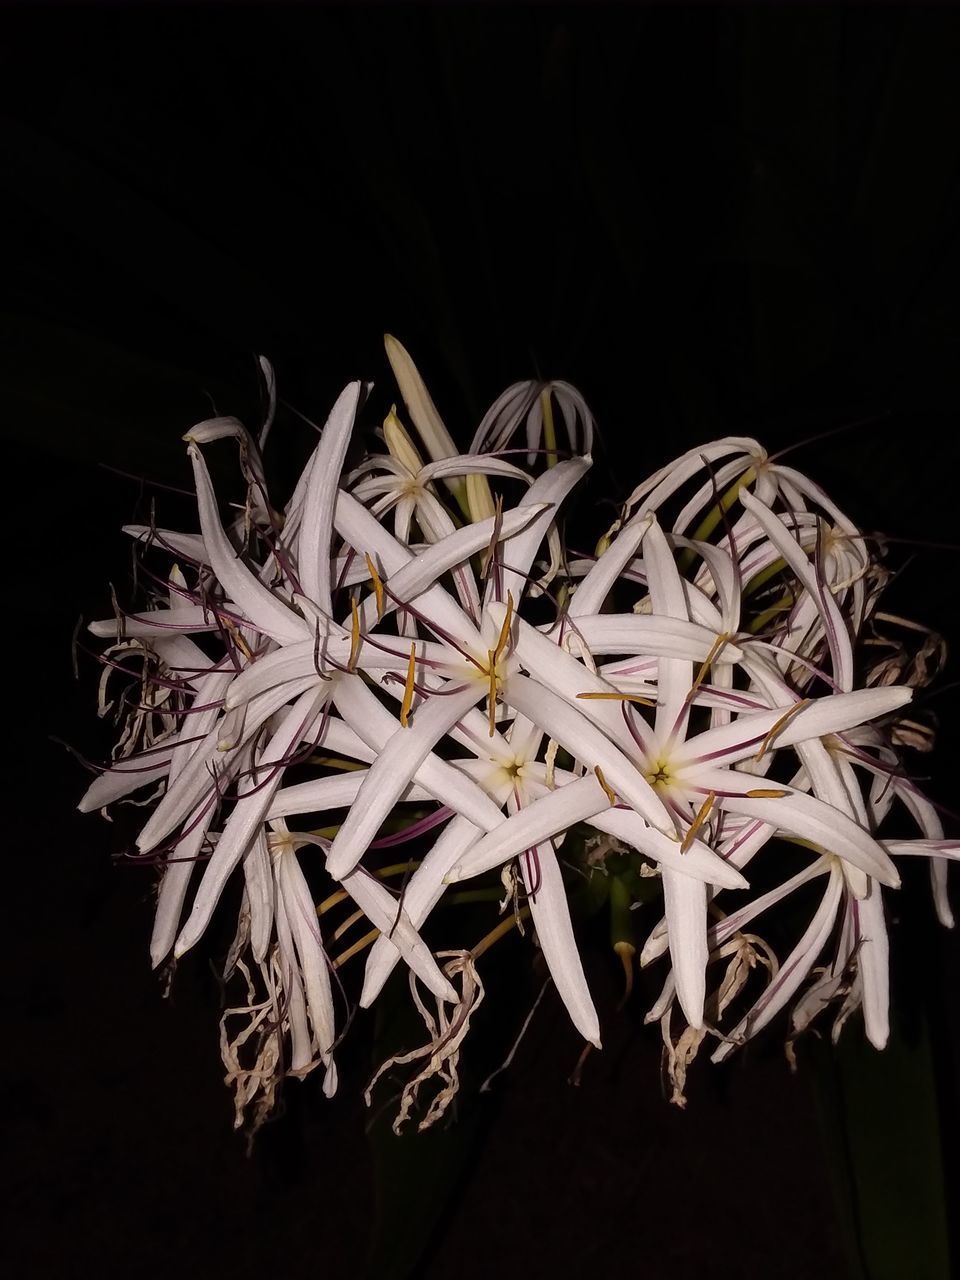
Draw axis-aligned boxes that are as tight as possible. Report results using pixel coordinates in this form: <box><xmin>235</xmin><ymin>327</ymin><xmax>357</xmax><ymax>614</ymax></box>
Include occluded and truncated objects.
<box><xmin>712</xmin><ymin>866</ymin><xmax>844</xmax><ymax>1061</ymax></box>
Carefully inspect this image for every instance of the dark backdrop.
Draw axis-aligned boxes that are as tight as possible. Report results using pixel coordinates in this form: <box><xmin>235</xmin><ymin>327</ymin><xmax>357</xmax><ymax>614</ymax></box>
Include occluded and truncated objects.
<box><xmin>5</xmin><ymin>7</ymin><xmax>960</xmax><ymax>1279</ymax></box>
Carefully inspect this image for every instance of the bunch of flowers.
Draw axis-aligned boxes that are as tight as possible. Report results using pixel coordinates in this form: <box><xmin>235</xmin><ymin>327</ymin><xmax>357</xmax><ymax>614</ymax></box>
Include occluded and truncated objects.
<box><xmin>79</xmin><ymin>338</ymin><xmax>956</xmax><ymax>1130</ymax></box>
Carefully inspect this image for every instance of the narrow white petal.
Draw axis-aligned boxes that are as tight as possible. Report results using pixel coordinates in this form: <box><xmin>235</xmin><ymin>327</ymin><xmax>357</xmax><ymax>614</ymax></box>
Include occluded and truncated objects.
<box><xmin>78</xmin><ymin>756</ymin><xmax>170</xmax><ymax>811</ymax></box>
<box><xmin>569</xmin><ymin>512</ymin><xmax>650</xmax><ymax>618</ymax></box>
<box><xmin>447</xmin><ymin>776</ymin><xmax>614</xmax><ymax>882</ymax></box>
<box><xmin>674</xmin><ymin>686</ymin><xmax>912</xmax><ymax>772</ymax></box>
<box><xmin>504</xmin><ymin>673</ymin><xmax>673</xmax><ymax>831</ymax></box>
<box><xmin>137</xmin><ymin>674</ymin><xmax>319</xmax><ymax>853</ymax></box>
<box><xmin>662</xmin><ymin>871</ymin><xmax>708</xmax><ymax>1029</ymax></box>
<box><xmin>496</xmin><ymin>605</ymin><xmax>643</xmax><ymax>755</ymax></box>
<box><xmin>326</xmin><ymin>683</ymin><xmax>486</xmax><ymax>880</ymax></box>
<box><xmin>268</xmin><ymin>770</ymin><xmax>433</xmax><ymax>820</ymax></box>
<box><xmin>243</xmin><ymin>831</ymin><xmax>275</xmax><ymax>964</ymax></box>
<box><xmin>714</xmin><ymin>787</ymin><xmax>899</xmax><ymax>888</ymax></box>
<box><xmin>123</xmin><ymin>524</ymin><xmax>209</xmax><ymax>564</ymax></box>
<box><xmin>641</xmin><ymin>517</ymin><xmax>692</xmax><ymax>734</ymax></box>
<box><xmin>188</xmin><ymin>444</ymin><xmax>307</xmax><ymax>644</ymax></box>
<box><xmin>334</xmin><ymin>490</ymin><xmax>480</xmax><ymax>648</ymax></box>
<box><xmin>149</xmin><ymin>806</ymin><xmax>215</xmax><ymax>967</ymax></box>
<box><xmin>491</xmin><ymin>455</ymin><xmax>591</xmax><ymax>606</ymax></box>
<box><xmin>278</xmin><ymin>849</ymin><xmax>336</xmax><ymax>1053</ymax></box>
<box><xmin>739</xmin><ymin>487</ymin><xmax>853</xmax><ymax>690</ymax></box>
<box><xmin>89</xmin><ymin>605</ymin><xmax>223</xmax><ymax>638</ymax></box>
<box><xmin>360</xmin><ymin>812</ymin><xmax>498</xmax><ymax>1006</ymax></box>
<box><xmin>856</xmin><ymin>881</ymin><xmax>889</xmax><ymax>1049</ymax></box>
<box><xmin>298</xmin><ymin>381</ymin><xmax>364</xmax><ymax>612</ymax></box>
<box><xmin>174</xmin><ymin>688</ymin><xmax>326</xmax><ymax>955</ymax></box>
<box><xmin>524</xmin><ymin>842</ymin><xmax>601</xmax><ymax>1046</ymax></box>
<box><xmin>343</xmin><ymin>866</ymin><xmax>458</xmax><ymax>1004</ymax></box>
<box><xmin>332</xmin><ymin>674</ymin><xmax>504</xmax><ymax>830</ymax></box>
<box><xmin>570</xmin><ymin>614</ymin><xmax>743</xmax><ymax>663</ymax></box>
<box><xmin>359</xmin><ymin>503</ymin><xmax>547</xmax><ymax>630</ymax></box>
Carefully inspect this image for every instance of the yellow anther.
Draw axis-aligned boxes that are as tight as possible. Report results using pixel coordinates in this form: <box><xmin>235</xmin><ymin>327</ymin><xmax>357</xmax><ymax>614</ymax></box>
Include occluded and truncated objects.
<box><xmin>745</xmin><ymin>788</ymin><xmax>789</xmax><ymax>799</ymax></box>
<box><xmin>681</xmin><ymin>790</ymin><xmax>716</xmax><ymax>854</ymax></box>
<box><xmin>686</xmin><ymin>632</ymin><xmax>730</xmax><ymax>703</ymax></box>
<box><xmin>576</xmin><ymin>691</ymin><xmax>655</xmax><ymax>706</ymax></box>
<box><xmin>487</xmin><ymin>649</ymin><xmax>498</xmax><ymax>737</ymax></box>
<box><xmin>400</xmin><ymin>642</ymin><xmax>417</xmax><ymax>728</ymax></box>
<box><xmin>364</xmin><ymin>552</ymin><xmax>385</xmax><ymax>621</ymax></box>
<box><xmin>594</xmin><ymin>765</ymin><xmax>617</xmax><ymax>806</ymax></box>
<box><xmin>493</xmin><ymin>590</ymin><xmax>515</xmax><ymax>664</ymax></box>
<box><xmin>348</xmin><ymin>596</ymin><xmax>361</xmax><ymax>671</ymax></box>
<box><xmin>224</xmin><ymin>619</ymin><xmax>254</xmax><ymax>663</ymax></box>
<box><xmin>755</xmin><ymin>700</ymin><xmax>811</xmax><ymax>762</ymax></box>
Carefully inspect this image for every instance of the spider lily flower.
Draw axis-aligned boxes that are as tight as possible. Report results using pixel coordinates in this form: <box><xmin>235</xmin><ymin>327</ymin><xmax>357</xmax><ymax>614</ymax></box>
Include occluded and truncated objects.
<box><xmin>80</xmin><ymin>350</ymin><xmax>957</xmax><ymax>1131</ymax></box>
<box><xmin>470</xmin><ymin>377</ymin><xmax>596</xmax><ymax>467</ymax></box>
<box><xmin>384</xmin><ymin>333</ymin><xmax>495</xmax><ymax>521</ymax></box>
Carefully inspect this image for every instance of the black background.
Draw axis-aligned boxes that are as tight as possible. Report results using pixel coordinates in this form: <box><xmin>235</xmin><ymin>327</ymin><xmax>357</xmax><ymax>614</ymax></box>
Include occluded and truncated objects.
<box><xmin>6</xmin><ymin>6</ymin><xmax>960</xmax><ymax>1279</ymax></box>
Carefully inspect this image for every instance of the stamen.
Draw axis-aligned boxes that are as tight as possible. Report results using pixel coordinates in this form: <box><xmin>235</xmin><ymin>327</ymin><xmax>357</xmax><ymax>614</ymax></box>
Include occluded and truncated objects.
<box><xmin>577</xmin><ymin>691</ymin><xmax>655</xmax><ymax>706</ymax></box>
<box><xmin>400</xmin><ymin>642</ymin><xmax>418</xmax><ymax>728</ymax></box>
<box><xmin>487</xmin><ymin>649</ymin><xmax>498</xmax><ymax>737</ymax></box>
<box><xmin>365</xmin><ymin>553</ymin><xmax>385</xmax><ymax>621</ymax></box>
<box><xmin>686</xmin><ymin>631</ymin><xmax>730</xmax><ymax>704</ymax></box>
<box><xmin>745</xmin><ymin>788</ymin><xmax>789</xmax><ymax>799</ymax></box>
<box><xmin>493</xmin><ymin>590</ymin><xmax>515</xmax><ymax>663</ymax></box>
<box><xmin>594</xmin><ymin>765</ymin><xmax>617</xmax><ymax>806</ymax></box>
<box><xmin>755</xmin><ymin>699</ymin><xmax>811</xmax><ymax>762</ymax></box>
<box><xmin>333</xmin><ymin>928</ymin><xmax>380</xmax><ymax>969</ymax></box>
<box><xmin>348</xmin><ymin>597</ymin><xmax>361</xmax><ymax>671</ymax></box>
<box><xmin>312</xmin><ymin>619</ymin><xmax>332</xmax><ymax>682</ymax></box>
<box><xmin>681</xmin><ymin>790</ymin><xmax>716</xmax><ymax>854</ymax></box>
<box><xmin>479</xmin><ymin>495</ymin><xmax>504</xmax><ymax>581</ymax></box>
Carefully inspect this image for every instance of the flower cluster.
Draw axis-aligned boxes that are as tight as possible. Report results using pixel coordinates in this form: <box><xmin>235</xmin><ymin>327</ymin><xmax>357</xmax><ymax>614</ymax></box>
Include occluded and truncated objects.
<box><xmin>79</xmin><ymin>338</ymin><xmax>957</xmax><ymax>1129</ymax></box>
